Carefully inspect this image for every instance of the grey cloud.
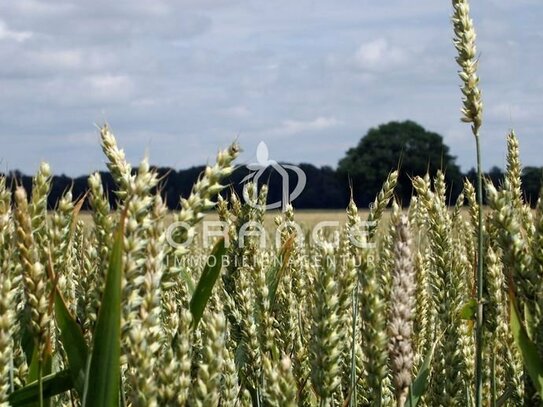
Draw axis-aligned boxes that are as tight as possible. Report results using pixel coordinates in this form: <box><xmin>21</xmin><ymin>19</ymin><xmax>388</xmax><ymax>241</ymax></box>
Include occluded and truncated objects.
<box><xmin>0</xmin><ymin>0</ymin><xmax>541</xmax><ymax>176</ymax></box>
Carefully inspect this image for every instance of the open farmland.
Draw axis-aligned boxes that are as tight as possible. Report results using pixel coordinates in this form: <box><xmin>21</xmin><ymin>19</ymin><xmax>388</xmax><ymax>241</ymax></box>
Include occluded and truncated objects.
<box><xmin>0</xmin><ymin>1</ymin><xmax>542</xmax><ymax>406</ymax></box>
<box><xmin>1</xmin><ymin>127</ymin><xmax>540</xmax><ymax>407</ymax></box>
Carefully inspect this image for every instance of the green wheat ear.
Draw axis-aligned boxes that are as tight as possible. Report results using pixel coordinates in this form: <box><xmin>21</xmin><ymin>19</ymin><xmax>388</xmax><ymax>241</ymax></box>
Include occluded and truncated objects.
<box><xmin>0</xmin><ymin>177</ymin><xmax>15</xmax><ymax>405</ymax></box>
<box><xmin>451</xmin><ymin>0</ymin><xmax>485</xmax><ymax>405</ymax></box>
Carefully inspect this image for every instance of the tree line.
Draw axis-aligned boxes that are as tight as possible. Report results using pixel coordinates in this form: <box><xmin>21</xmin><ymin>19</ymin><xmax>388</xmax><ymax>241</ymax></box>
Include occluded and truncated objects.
<box><xmin>3</xmin><ymin>121</ymin><xmax>542</xmax><ymax>210</ymax></box>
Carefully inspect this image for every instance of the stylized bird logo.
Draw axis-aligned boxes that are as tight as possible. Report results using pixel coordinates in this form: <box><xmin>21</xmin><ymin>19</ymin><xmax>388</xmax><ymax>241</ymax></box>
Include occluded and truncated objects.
<box><xmin>241</xmin><ymin>141</ymin><xmax>306</xmax><ymax>211</ymax></box>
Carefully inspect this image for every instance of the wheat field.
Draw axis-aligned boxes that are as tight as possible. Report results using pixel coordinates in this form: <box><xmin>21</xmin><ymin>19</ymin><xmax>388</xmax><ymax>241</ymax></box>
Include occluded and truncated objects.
<box><xmin>1</xmin><ymin>1</ymin><xmax>542</xmax><ymax>406</ymax></box>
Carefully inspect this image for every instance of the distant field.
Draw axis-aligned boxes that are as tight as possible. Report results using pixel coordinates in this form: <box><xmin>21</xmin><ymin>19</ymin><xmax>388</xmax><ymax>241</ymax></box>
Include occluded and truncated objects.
<box><xmin>77</xmin><ymin>209</ymin><xmax>369</xmax><ymax>229</ymax></box>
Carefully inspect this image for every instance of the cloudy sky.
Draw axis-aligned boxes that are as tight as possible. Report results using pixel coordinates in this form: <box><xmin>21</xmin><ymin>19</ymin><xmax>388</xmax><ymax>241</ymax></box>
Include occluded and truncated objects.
<box><xmin>0</xmin><ymin>0</ymin><xmax>541</xmax><ymax>176</ymax></box>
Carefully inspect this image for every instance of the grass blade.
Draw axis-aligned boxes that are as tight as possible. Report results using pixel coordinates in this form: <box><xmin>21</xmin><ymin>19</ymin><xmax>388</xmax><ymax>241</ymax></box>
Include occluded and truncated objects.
<box><xmin>20</xmin><ymin>307</ymin><xmax>35</xmax><ymax>365</ymax></box>
<box><xmin>26</xmin><ymin>348</ymin><xmax>40</xmax><ymax>383</ymax></box>
<box><xmin>25</xmin><ymin>350</ymin><xmax>52</xmax><ymax>407</ymax></box>
<box><xmin>190</xmin><ymin>238</ymin><xmax>226</xmax><ymax>329</ymax></box>
<box><xmin>179</xmin><ymin>268</ymin><xmax>196</xmax><ymax>295</ymax></box>
<box><xmin>9</xmin><ymin>370</ymin><xmax>73</xmax><ymax>406</ymax></box>
<box><xmin>82</xmin><ymin>215</ymin><xmax>124</xmax><ymax>407</ymax></box>
<box><xmin>404</xmin><ymin>332</ymin><xmax>441</xmax><ymax>407</ymax></box>
<box><xmin>54</xmin><ymin>288</ymin><xmax>89</xmax><ymax>395</ymax></box>
<box><xmin>44</xmin><ymin>248</ymin><xmax>89</xmax><ymax>397</ymax></box>
<box><xmin>509</xmin><ymin>292</ymin><xmax>543</xmax><ymax>398</ymax></box>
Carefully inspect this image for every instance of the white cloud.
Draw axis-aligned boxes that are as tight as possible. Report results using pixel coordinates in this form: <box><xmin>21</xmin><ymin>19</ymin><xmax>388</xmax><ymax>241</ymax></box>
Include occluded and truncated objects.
<box><xmin>261</xmin><ymin>117</ymin><xmax>342</xmax><ymax>138</ymax></box>
<box><xmin>281</xmin><ymin>117</ymin><xmax>340</xmax><ymax>134</ymax></box>
<box><xmin>32</xmin><ymin>49</ymin><xmax>83</xmax><ymax>69</ymax></box>
<box><xmin>353</xmin><ymin>38</ymin><xmax>407</xmax><ymax>70</ymax></box>
<box><xmin>86</xmin><ymin>74</ymin><xmax>134</xmax><ymax>101</ymax></box>
<box><xmin>0</xmin><ymin>20</ymin><xmax>32</xmax><ymax>42</ymax></box>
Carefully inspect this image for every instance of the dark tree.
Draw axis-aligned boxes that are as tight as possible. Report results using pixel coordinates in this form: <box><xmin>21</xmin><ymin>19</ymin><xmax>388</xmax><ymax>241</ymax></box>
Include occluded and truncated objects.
<box><xmin>522</xmin><ymin>166</ymin><xmax>543</xmax><ymax>207</ymax></box>
<box><xmin>337</xmin><ymin>120</ymin><xmax>463</xmax><ymax>207</ymax></box>
<box><xmin>488</xmin><ymin>166</ymin><xmax>505</xmax><ymax>187</ymax></box>
<box><xmin>466</xmin><ymin>166</ymin><xmax>505</xmax><ymax>205</ymax></box>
